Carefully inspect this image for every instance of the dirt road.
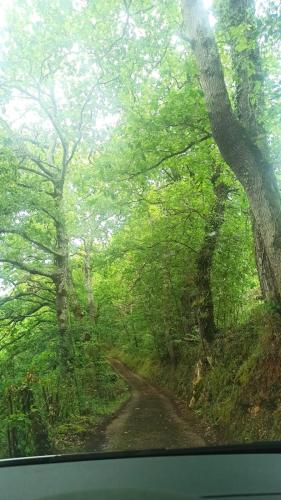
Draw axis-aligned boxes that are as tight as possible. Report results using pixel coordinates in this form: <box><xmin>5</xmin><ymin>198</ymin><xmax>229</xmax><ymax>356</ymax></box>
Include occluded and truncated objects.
<box><xmin>95</xmin><ymin>359</ymin><xmax>205</xmax><ymax>451</ymax></box>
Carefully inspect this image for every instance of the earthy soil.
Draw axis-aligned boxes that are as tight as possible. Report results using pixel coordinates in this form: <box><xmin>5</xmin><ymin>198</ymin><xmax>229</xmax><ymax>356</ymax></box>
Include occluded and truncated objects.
<box><xmin>87</xmin><ymin>359</ymin><xmax>206</xmax><ymax>452</ymax></box>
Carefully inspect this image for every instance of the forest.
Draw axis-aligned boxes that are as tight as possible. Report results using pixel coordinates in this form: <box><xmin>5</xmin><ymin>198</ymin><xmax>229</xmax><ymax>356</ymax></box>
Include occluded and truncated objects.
<box><xmin>0</xmin><ymin>0</ymin><xmax>280</xmax><ymax>457</ymax></box>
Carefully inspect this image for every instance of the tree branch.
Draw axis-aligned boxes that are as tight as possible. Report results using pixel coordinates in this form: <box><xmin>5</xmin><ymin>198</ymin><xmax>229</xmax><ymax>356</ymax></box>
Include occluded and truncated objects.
<box><xmin>28</xmin><ymin>156</ymin><xmax>56</xmax><ymax>179</ymax></box>
<box><xmin>0</xmin><ymin>228</ymin><xmax>61</xmax><ymax>256</ymax></box>
<box><xmin>17</xmin><ymin>182</ymin><xmax>55</xmax><ymax>198</ymax></box>
<box><xmin>125</xmin><ymin>134</ymin><xmax>211</xmax><ymax>179</ymax></box>
<box><xmin>18</xmin><ymin>165</ymin><xmax>53</xmax><ymax>181</ymax></box>
<box><xmin>0</xmin><ymin>302</ymin><xmax>51</xmax><ymax>326</ymax></box>
<box><xmin>0</xmin><ymin>259</ymin><xmax>55</xmax><ymax>280</ymax></box>
<box><xmin>11</xmin><ymin>84</ymin><xmax>69</xmax><ymax>166</ymax></box>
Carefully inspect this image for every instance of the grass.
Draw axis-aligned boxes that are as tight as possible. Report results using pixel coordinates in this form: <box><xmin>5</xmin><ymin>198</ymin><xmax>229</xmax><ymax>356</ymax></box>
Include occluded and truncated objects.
<box><xmin>52</xmin><ymin>358</ymin><xmax>129</xmax><ymax>453</ymax></box>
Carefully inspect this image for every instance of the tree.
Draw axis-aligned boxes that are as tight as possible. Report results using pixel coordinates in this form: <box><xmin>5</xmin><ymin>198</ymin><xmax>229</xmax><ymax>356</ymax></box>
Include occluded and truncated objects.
<box><xmin>182</xmin><ymin>0</ymin><xmax>281</xmax><ymax>305</ymax></box>
<box><xmin>0</xmin><ymin>0</ymin><xmax>124</xmax><ymax>369</ymax></box>
<box><xmin>195</xmin><ymin>168</ymin><xmax>230</xmax><ymax>344</ymax></box>
<box><xmin>216</xmin><ymin>0</ymin><xmax>273</xmax><ymax>300</ymax></box>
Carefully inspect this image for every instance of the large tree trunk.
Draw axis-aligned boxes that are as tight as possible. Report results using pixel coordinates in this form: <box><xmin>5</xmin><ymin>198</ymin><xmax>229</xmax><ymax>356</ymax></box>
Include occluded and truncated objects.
<box><xmin>182</xmin><ymin>0</ymin><xmax>281</xmax><ymax>304</ymax></box>
<box><xmin>196</xmin><ymin>170</ymin><xmax>229</xmax><ymax>344</ymax></box>
<box><xmin>54</xmin><ymin>183</ymin><xmax>72</xmax><ymax>370</ymax></box>
<box><xmin>217</xmin><ymin>0</ymin><xmax>276</xmax><ymax>299</ymax></box>
<box><xmin>217</xmin><ymin>0</ymin><xmax>267</xmax><ymax>148</ymax></box>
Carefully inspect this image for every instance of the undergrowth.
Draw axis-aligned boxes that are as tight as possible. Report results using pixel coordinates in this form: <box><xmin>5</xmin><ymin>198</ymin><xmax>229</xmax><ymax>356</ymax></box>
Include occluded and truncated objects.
<box><xmin>52</xmin><ymin>353</ymin><xmax>129</xmax><ymax>454</ymax></box>
<box><xmin>112</xmin><ymin>305</ymin><xmax>281</xmax><ymax>444</ymax></box>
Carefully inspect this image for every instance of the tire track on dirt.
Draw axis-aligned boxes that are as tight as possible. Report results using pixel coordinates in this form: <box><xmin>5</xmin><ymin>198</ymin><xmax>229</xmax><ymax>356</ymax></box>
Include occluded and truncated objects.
<box><xmin>98</xmin><ymin>359</ymin><xmax>205</xmax><ymax>451</ymax></box>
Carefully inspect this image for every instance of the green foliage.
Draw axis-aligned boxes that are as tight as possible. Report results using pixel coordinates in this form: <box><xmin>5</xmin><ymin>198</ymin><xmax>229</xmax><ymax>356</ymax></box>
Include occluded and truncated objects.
<box><xmin>0</xmin><ymin>0</ymin><xmax>279</xmax><ymax>457</ymax></box>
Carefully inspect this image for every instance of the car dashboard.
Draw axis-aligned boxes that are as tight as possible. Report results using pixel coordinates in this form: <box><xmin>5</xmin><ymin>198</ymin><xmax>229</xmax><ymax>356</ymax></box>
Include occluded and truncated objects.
<box><xmin>1</xmin><ymin>446</ymin><xmax>281</xmax><ymax>500</ymax></box>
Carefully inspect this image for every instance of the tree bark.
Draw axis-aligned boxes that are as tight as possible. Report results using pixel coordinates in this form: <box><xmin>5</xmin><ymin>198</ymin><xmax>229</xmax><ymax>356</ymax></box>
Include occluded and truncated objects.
<box><xmin>217</xmin><ymin>0</ymin><xmax>276</xmax><ymax>300</ymax></box>
<box><xmin>182</xmin><ymin>0</ymin><xmax>281</xmax><ymax>304</ymax></box>
<box><xmin>217</xmin><ymin>0</ymin><xmax>267</xmax><ymax>147</ymax></box>
<box><xmin>53</xmin><ymin>183</ymin><xmax>72</xmax><ymax>370</ymax></box>
<box><xmin>196</xmin><ymin>170</ymin><xmax>229</xmax><ymax>344</ymax></box>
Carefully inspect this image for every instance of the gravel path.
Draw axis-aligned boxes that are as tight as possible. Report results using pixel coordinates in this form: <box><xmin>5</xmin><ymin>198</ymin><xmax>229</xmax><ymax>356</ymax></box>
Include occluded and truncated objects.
<box><xmin>97</xmin><ymin>359</ymin><xmax>205</xmax><ymax>452</ymax></box>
